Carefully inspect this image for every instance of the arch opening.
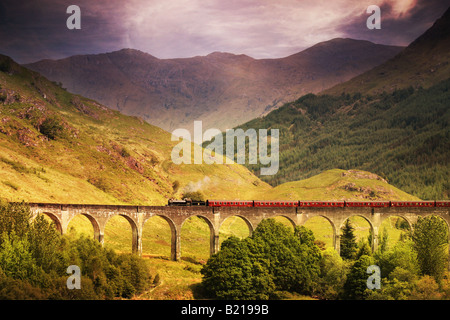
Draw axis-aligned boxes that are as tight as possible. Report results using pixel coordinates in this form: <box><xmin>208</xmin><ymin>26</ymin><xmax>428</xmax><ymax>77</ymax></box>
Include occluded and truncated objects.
<box><xmin>341</xmin><ymin>215</ymin><xmax>373</xmax><ymax>241</ymax></box>
<box><xmin>180</xmin><ymin>215</ymin><xmax>213</xmax><ymax>263</ymax></box>
<box><xmin>38</xmin><ymin>212</ymin><xmax>62</xmax><ymax>234</ymax></box>
<box><xmin>340</xmin><ymin>215</ymin><xmax>373</xmax><ymax>258</ymax></box>
<box><xmin>104</xmin><ymin>214</ymin><xmax>135</xmax><ymax>254</ymax></box>
<box><xmin>219</xmin><ymin>216</ymin><xmax>252</xmax><ymax>248</ymax></box>
<box><xmin>142</xmin><ymin>215</ymin><xmax>174</xmax><ymax>259</ymax></box>
<box><xmin>302</xmin><ymin>215</ymin><xmax>335</xmax><ymax>251</ymax></box>
<box><xmin>272</xmin><ymin>216</ymin><xmax>296</xmax><ymax>231</ymax></box>
<box><xmin>66</xmin><ymin>214</ymin><xmax>97</xmax><ymax>240</ymax></box>
<box><xmin>379</xmin><ymin>216</ymin><xmax>411</xmax><ymax>250</ymax></box>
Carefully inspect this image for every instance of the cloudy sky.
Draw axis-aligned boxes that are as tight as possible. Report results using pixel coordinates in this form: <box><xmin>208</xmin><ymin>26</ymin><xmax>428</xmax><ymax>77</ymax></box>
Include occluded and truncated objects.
<box><xmin>0</xmin><ymin>0</ymin><xmax>449</xmax><ymax>63</ymax></box>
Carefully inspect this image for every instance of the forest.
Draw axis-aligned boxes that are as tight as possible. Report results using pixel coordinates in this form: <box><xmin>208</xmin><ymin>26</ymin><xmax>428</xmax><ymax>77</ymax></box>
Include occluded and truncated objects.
<box><xmin>221</xmin><ymin>78</ymin><xmax>450</xmax><ymax>200</ymax></box>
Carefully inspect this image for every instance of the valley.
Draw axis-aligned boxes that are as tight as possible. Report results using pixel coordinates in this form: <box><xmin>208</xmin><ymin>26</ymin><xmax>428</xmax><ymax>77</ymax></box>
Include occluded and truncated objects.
<box><xmin>0</xmin><ymin>5</ymin><xmax>448</xmax><ymax>302</ymax></box>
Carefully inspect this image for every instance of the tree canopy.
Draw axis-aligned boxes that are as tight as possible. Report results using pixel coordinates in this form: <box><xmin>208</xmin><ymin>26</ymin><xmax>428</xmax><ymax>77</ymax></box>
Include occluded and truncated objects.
<box><xmin>0</xmin><ymin>201</ymin><xmax>153</xmax><ymax>299</ymax></box>
<box><xmin>200</xmin><ymin>219</ymin><xmax>321</xmax><ymax>299</ymax></box>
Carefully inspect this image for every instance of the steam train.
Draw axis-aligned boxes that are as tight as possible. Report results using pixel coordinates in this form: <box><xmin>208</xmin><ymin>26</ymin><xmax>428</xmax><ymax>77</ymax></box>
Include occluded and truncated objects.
<box><xmin>168</xmin><ymin>199</ymin><xmax>450</xmax><ymax>207</ymax></box>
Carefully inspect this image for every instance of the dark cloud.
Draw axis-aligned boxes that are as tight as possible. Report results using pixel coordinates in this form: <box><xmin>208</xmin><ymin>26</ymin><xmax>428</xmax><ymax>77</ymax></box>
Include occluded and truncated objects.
<box><xmin>0</xmin><ymin>0</ymin><xmax>128</xmax><ymax>63</ymax></box>
<box><xmin>0</xmin><ymin>0</ymin><xmax>449</xmax><ymax>63</ymax></box>
<box><xmin>338</xmin><ymin>0</ymin><xmax>450</xmax><ymax>46</ymax></box>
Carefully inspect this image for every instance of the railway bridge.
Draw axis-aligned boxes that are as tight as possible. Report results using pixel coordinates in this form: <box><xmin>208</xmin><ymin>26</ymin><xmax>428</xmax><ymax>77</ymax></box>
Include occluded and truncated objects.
<box><xmin>29</xmin><ymin>202</ymin><xmax>450</xmax><ymax>261</ymax></box>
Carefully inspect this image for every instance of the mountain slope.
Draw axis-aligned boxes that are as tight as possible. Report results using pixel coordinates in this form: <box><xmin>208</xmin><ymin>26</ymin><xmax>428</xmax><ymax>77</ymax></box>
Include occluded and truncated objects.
<box><xmin>24</xmin><ymin>39</ymin><xmax>403</xmax><ymax>133</ymax></box>
<box><xmin>220</xmin><ymin>9</ymin><xmax>450</xmax><ymax>200</ymax></box>
<box><xmin>324</xmin><ymin>6</ymin><xmax>450</xmax><ymax>95</ymax></box>
<box><xmin>255</xmin><ymin>169</ymin><xmax>419</xmax><ymax>201</ymax></box>
<box><xmin>229</xmin><ymin>80</ymin><xmax>449</xmax><ymax>200</ymax></box>
<box><xmin>0</xmin><ymin>54</ymin><xmax>271</xmax><ymax>205</ymax></box>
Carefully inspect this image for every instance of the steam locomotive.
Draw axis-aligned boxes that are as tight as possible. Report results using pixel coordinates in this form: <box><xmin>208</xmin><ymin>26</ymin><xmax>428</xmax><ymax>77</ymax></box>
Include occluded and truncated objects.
<box><xmin>167</xmin><ymin>199</ymin><xmax>450</xmax><ymax>207</ymax></box>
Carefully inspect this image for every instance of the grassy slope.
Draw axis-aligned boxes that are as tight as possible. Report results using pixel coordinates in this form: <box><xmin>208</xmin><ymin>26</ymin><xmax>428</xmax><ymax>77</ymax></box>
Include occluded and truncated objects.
<box><xmin>254</xmin><ymin>168</ymin><xmax>419</xmax><ymax>201</ymax></box>
<box><xmin>0</xmin><ymin>55</ymin><xmax>271</xmax><ymax>205</ymax></box>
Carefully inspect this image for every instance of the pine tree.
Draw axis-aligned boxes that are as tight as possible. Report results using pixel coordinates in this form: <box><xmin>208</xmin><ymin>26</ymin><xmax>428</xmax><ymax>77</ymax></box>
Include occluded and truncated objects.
<box><xmin>340</xmin><ymin>219</ymin><xmax>358</xmax><ymax>260</ymax></box>
<box><xmin>412</xmin><ymin>216</ymin><xmax>449</xmax><ymax>282</ymax></box>
<box><xmin>343</xmin><ymin>255</ymin><xmax>374</xmax><ymax>300</ymax></box>
<box><xmin>378</xmin><ymin>226</ymin><xmax>389</xmax><ymax>254</ymax></box>
<box><xmin>356</xmin><ymin>239</ymin><xmax>372</xmax><ymax>259</ymax></box>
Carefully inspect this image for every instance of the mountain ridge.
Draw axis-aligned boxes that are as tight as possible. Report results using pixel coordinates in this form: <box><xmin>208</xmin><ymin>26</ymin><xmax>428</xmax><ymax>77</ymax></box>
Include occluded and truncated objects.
<box><xmin>324</xmin><ymin>6</ymin><xmax>450</xmax><ymax>95</ymax></box>
<box><xmin>24</xmin><ymin>38</ymin><xmax>403</xmax><ymax>133</ymax></box>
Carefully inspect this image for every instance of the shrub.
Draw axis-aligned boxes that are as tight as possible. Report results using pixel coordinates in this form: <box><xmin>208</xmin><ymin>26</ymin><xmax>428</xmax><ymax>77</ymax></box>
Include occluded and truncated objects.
<box><xmin>200</xmin><ymin>219</ymin><xmax>322</xmax><ymax>299</ymax></box>
<box><xmin>39</xmin><ymin>116</ymin><xmax>65</xmax><ymax>140</ymax></box>
<box><xmin>0</xmin><ymin>202</ymin><xmax>153</xmax><ymax>300</ymax></box>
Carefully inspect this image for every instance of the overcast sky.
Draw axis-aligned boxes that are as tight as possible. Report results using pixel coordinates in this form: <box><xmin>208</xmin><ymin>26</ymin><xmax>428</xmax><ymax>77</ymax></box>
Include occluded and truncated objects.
<box><xmin>0</xmin><ymin>0</ymin><xmax>449</xmax><ymax>63</ymax></box>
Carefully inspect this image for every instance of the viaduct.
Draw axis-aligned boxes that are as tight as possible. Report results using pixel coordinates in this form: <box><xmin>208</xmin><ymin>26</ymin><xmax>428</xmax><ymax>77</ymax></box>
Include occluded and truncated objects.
<box><xmin>28</xmin><ymin>203</ymin><xmax>450</xmax><ymax>261</ymax></box>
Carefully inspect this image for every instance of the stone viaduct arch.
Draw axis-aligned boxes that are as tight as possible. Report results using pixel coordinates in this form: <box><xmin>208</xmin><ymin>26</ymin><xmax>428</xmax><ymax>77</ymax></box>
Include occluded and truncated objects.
<box><xmin>218</xmin><ymin>215</ymin><xmax>254</xmax><ymax>240</ymax></box>
<box><xmin>301</xmin><ymin>214</ymin><xmax>337</xmax><ymax>249</ymax></box>
<box><xmin>142</xmin><ymin>214</ymin><xmax>178</xmax><ymax>260</ymax></box>
<box><xmin>28</xmin><ymin>203</ymin><xmax>450</xmax><ymax>261</ymax></box>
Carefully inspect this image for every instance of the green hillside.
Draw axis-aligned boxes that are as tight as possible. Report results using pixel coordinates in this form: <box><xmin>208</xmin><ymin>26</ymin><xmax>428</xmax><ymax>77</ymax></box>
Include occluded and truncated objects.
<box><xmin>223</xmin><ymin>80</ymin><xmax>449</xmax><ymax>200</ymax></box>
<box><xmin>216</xmin><ymin>8</ymin><xmax>450</xmax><ymax>201</ymax></box>
<box><xmin>254</xmin><ymin>169</ymin><xmax>419</xmax><ymax>201</ymax></box>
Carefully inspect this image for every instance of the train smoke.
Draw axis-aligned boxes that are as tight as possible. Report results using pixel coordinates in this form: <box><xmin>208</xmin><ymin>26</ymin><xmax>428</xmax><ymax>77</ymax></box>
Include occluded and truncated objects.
<box><xmin>183</xmin><ymin>176</ymin><xmax>211</xmax><ymax>193</ymax></box>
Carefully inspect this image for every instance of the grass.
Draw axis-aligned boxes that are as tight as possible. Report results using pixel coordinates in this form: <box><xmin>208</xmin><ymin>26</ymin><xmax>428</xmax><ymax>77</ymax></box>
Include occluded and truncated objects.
<box><xmin>138</xmin><ymin>258</ymin><xmax>202</xmax><ymax>300</ymax></box>
<box><xmin>255</xmin><ymin>169</ymin><xmax>420</xmax><ymax>201</ymax></box>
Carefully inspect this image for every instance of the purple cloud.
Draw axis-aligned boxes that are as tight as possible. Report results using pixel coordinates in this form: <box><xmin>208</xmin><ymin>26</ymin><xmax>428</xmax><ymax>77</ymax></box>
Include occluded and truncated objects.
<box><xmin>0</xmin><ymin>0</ymin><xmax>448</xmax><ymax>63</ymax></box>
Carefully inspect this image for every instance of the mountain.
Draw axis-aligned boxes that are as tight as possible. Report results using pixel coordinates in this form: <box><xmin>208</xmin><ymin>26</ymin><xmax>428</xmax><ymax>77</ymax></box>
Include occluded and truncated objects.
<box><xmin>24</xmin><ymin>39</ymin><xmax>403</xmax><ymax>133</ymax></box>
<box><xmin>0</xmin><ymin>54</ymin><xmax>419</xmax><ymax>205</ymax></box>
<box><xmin>221</xmin><ymin>9</ymin><xmax>450</xmax><ymax>200</ymax></box>
<box><xmin>324</xmin><ymin>7</ymin><xmax>450</xmax><ymax>95</ymax></box>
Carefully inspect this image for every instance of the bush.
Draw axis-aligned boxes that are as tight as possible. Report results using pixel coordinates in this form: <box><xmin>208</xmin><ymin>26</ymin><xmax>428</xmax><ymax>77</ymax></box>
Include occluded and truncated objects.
<box><xmin>412</xmin><ymin>216</ymin><xmax>449</xmax><ymax>282</ymax></box>
<box><xmin>200</xmin><ymin>236</ymin><xmax>274</xmax><ymax>300</ymax></box>
<box><xmin>39</xmin><ymin>116</ymin><xmax>65</xmax><ymax>140</ymax></box>
<box><xmin>0</xmin><ymin>202</ymin><xmax>153</xmax><ymax>300</ymax></box>
<box><xmin>200</xmin><ymin>219</ymin><xmax>322</xmax><ymax>299</ymax></box>
<box><xmin>313</xmin><ymin>249</ymin><xmax>348</xmax><ymax>299</ymax></box>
